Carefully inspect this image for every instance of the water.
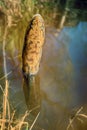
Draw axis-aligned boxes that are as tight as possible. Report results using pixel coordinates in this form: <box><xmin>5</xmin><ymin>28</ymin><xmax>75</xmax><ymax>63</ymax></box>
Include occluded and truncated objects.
<box><xmin>0</xmin><ymin>22</ymin><xmax>87</xmax><ymax>130</ymax></box>
<box><xmin>36</xmin><ymin>23</ymin><xmax>87</xmax><ymax>130</ymax></box>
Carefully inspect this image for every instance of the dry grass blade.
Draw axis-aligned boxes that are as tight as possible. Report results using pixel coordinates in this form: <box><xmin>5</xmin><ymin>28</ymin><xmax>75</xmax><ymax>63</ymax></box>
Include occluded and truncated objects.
<box><xmin>77</xmin><ymin>117</ymin><xmax>84</xmax><ymax>123</ymax></box>
<box><xmin>67</xmin><ymin>119</ymin><xmax>74</xmax><ymax>130</ymax></box>
<box><xmin>29</xmin><ymin>112</ymin><xmax>40</xmax><ymax>130</ymax></box>
<box><xmin>29</xmin><ymin>105</ymin><xmax>40</xmax><ymax>113</ymax></box>
<box><xmin>78</xmin><ymin>114</ymin><xmax>87</xmax><ymax>119</ymax></box>
<box><xmin>10</xmin><ymin>110</ymin><xmax>16</xmax><ymax>122</ymax></box>
<box><xmin>0</xmin><ymin>71</ymin><xmax>12</xmax><ymax>81</ymax></box>
<box><xmin>0</xmin><ymin>118</ymin><xmax>28</xmax><ymax>127</ymax></box>
<box><xmin>12</xmin><ymin>111</ymin><xmax>29</xmax><ymax>130</ymax></box>
<box><xmin>0</xmin><ymin>85</ymin><xmax>4</xmax><ymax>93</ymax></box>
<box><xmin>18</xmin><ymin>111</ymin><xmax>29</xmax><ymax>130</ymax></box>
<box><xmin>2</xmin><ymin>17</ymin><xmax>9</xmax><ymax>128</ymax></box>
<box><xmin>7</xmin><ymin>98</ymin><xmax>10</xmax><ymax>120</ymax></box>
<box><xmin>8</xmin><ymin>110</ymin><xmax>16</xmax><ymax>129</ymax></box>
<box><xmin>67</xmin><ymin>107</ymin><xmax>83</xmax><ymax>130</ymax></box>
<box><xmin>2</xmin><ymin>80</ymin><xmax>9</xmax><ymax>129</ymax></box>
<box><xmin>76</xmin><ymin>107</ymin><xmax>83</xmax><ymax>115</ymax></box>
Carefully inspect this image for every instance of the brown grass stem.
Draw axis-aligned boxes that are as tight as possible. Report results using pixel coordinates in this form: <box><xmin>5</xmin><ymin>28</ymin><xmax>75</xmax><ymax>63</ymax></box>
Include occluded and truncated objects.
<box><xmin>29</xmin><ymin>112</ymin><xmax>40</xmax><ymax>130</ymax></box>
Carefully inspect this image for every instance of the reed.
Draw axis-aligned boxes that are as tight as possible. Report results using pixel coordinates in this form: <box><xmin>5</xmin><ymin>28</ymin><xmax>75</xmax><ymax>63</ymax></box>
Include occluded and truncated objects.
<box><xmin>0</xmin><ymin>1</ymin><xmax>42</xmax><ymax>129</ymax></box>
<box><xmin>67</xmin><ymin>107</ymin><xmax>87</xmax><ymax>130</ymax></box>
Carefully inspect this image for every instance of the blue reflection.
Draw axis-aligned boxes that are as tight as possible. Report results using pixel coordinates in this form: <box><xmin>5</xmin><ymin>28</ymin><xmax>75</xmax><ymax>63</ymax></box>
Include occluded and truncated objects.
<box><xmin>59</xmin><ymin>22</ymin><xmax>87</xmax><ymax>104</ymax></box>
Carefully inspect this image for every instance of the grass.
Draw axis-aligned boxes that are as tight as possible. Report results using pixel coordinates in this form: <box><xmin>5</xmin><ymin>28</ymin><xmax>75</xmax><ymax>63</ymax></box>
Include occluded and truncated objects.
<box><xmin>67</xmin><ymin>107</ymin><xmax>87</xmax><ymax>130</ymax></box>
<box><xmin>0</xmin><ymin>1</ymin><xmax>41</xmax><ymax>129</ymax></box>
<box><xmin>0</xmin><ymin>0</ymin><xmax>60</xmax><ymax>27</ymax></box>
<box><xmin>0</xmin><ymin>83</ymin><xmax>29</xmax><ymax>130</ymax></box>
<box><xmin>0</xmin><ymin>82</ymin><xmax>40</xmax><ymax>130</ymax></box>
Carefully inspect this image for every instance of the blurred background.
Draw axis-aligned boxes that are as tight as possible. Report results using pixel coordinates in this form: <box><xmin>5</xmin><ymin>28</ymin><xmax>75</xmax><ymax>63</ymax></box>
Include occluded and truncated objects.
<box><xmin>0</xmin><ymin>0</ymin><xmax>87</xmax><ymax>130</ymax></box>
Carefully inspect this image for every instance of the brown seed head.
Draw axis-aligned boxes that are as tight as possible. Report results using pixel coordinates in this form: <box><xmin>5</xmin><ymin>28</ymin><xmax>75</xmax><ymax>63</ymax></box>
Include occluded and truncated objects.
<box><xmin>22</xmin><ymin>14</ymin><xmax>45</xmax><ymax>76</ymax></box>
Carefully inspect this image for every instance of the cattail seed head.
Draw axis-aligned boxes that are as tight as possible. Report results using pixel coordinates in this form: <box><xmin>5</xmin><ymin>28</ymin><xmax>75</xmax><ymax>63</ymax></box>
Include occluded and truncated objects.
<box><xmin>22</xmin><ymin>14</ymin><xmax>45</xmax><ymax>76</ymax></box>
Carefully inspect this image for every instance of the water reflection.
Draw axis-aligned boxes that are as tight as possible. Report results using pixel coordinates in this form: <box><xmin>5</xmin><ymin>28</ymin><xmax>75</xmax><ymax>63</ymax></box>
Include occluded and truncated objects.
<box><xmin>23</xmin><ymin>74</ymin><xmax>41</xmax><ymax>116</ymax></box>
<box><xmin>0</xmin><ymin>22</ymin><xmax>87</xmax><ymax>130</ymax></box>
<box><xmin>33</xmin><ymin>22</ymin><xmax>87</xmax><ymax>130</ymax></box>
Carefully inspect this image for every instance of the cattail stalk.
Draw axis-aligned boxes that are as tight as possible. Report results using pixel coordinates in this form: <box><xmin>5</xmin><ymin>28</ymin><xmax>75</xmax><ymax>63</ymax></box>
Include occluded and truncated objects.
<box><xmin>22</xmin><ymin>14</ymin><xmax>45</xmax><ymax>114</ymax></box>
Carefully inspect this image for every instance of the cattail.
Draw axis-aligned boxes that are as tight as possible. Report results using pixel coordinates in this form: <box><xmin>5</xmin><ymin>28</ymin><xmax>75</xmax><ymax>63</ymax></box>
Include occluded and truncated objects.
<box><xmin>22</xmin><ymin>14</ymin><xmax>45</xmax><ymax>77</ymax></box>
<box><xmin>22</xmin><ymin>14</ymin><xmax>45</xmax><ymax>114</ymax></box>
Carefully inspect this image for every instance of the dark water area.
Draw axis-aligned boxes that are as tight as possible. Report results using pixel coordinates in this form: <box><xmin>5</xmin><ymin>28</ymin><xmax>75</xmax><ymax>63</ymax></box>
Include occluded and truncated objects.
<box><xmin>0</xmin><ymin>22</ymin><xmax>87</xmax><ymax>130</ymax></box>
